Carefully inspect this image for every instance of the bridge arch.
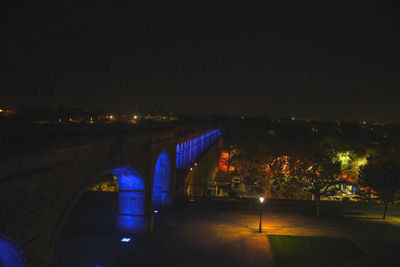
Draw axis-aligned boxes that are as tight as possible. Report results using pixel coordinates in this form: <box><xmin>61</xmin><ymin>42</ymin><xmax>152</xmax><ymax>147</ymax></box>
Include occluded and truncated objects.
<box><xmin>112</xmin><ymin>166</ymin><xmax>146</xmax><ymax>233</ymax></box>
<box><xmin>153</xmin><ymin>150</ymin><xmax>171</xmax><ymax>206</ymax></box>
<box><xmin>0</xmin><ymin>236</ymin><xmax>24</xmax><ymax>267</ymax></box>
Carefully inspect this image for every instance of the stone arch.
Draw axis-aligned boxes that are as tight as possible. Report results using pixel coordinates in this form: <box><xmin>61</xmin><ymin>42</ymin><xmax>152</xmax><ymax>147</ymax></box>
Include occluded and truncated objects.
<box><xmin>0</xmin><ymin>236</ymin><xmax>24</xmax><ymax>267</ymax></box>
<box><xmin>112</xmin><ymin>166</ymin><xmax>146</xmax><ymax>233</ymax></box>
<box><xmin>153</xmin><ymin>150</ymin><xmax>170</xmax><ymax>206</ymax></box>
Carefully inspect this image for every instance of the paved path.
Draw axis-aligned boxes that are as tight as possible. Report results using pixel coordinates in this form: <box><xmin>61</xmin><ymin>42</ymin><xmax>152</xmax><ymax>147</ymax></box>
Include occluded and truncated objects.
<box><xmin>54</xmin><ymin>199</ymin><xmax>400</xmax><ymax>266</ymax></box>
<box><xmin>54</xmin><ymin>201</ymin><xmax>276</xmax><ymax>267</ymax></box>
<box><xmin>150</xmin><ymin>205</ymin><xmax>276</xmax><ymax>267</ymax></box>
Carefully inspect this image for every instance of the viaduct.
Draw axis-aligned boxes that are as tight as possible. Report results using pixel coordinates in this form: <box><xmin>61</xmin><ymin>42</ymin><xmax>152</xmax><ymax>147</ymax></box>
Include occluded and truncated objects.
<box><xmin>0</xmin><ymin>124</ymin><xmax>222</xmax><ymax>266</ymax></box>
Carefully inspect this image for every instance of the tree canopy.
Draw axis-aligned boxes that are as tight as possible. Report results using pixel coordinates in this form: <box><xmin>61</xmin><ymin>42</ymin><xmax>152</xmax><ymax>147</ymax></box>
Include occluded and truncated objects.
<box><xmin>359</xmin><ymin>157</ymin><xmax>400</xmax><ymax>219</ymax></box>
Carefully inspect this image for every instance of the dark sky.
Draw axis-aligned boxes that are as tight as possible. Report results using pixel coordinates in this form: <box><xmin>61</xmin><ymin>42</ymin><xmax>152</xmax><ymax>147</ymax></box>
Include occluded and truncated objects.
<box><xmin>2</xmin><ymin>1</ymin><xmax>400</xmax><ymax>122</ymax></box>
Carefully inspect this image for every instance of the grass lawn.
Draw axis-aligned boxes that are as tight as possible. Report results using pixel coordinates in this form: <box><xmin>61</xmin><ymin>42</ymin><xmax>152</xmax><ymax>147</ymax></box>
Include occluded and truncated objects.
<box><xmin>268</xmin><ymin>235</ymin><xmax>369</xmax><ymax>267</ymax></box>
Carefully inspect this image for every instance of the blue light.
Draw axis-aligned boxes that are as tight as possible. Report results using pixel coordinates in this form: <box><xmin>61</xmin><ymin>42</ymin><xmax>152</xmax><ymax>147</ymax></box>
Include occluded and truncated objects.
<box><xmin>176</xmin><ymin>144</ymin><xmax>180</xmax><ymax>168</ymax></box>
<box><xmin>154</xmin><ymin>209</ymin><xmax>159</xmax><ymax>213</ymax></box>
<box><xmin>180</xmin><ymin>142</ymin><xmax>184</xmax><ymax>168</ymax></box>
<box><xmin>0</xmin><ymin>237</ymin><xmax>24</xmax><ymax>267</ymax></box>
<box><xmin>116</xmin><ymin>215</ymin><xmax>146</xmax><ymax>233</ymax></box>
<box><xmin>153</xmin><ymin>150</ymin><xmax>170</xmax><ymax>206</ymax></box>
<box><xmin>112</xmin><ymin>166</ymin><xmax>145</xmax><ymax>191</ymax></box>
<box><xmin>120</xmin><ymin>237</ymin><xmax>132</xmax><ymax>243</ymax></box>
<box><xmin>112</xmin><ymin>166</ymin><xmax>146</xmax><ymax>233</ymax></box>
<box><xmin>175</xmin><ymin>129</ymin><xmax>221</xmax><ymax>170</ymax></box>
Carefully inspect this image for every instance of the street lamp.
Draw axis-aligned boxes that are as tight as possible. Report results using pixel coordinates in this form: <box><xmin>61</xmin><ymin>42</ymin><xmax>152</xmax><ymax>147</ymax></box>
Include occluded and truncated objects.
<box><xmin>259</xmin><ymin>197</ymin><xmax>265</xmax><ymax>233</ymax></box>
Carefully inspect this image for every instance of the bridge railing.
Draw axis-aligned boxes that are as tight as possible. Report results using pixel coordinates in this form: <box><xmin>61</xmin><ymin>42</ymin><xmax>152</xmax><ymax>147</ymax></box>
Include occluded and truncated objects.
<box><xmin>176</xmin><ymin>129</ymin><xmax>221</xmax><ymax>170</ymax></box>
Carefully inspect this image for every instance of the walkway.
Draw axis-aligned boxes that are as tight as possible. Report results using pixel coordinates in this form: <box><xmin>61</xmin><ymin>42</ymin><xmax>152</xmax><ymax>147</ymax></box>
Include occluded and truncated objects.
<box><xmin>54</xmin><ymin>199</ymin><xmax>276</xmax><ymax>267</ymax></box>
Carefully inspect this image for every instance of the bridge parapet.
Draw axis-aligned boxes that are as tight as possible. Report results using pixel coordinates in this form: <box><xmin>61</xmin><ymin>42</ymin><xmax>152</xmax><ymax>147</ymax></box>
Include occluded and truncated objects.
<box><xmin>176</xmin><ymin>129</ymin><xmax>221</xmax><ymax>170</ymax></box>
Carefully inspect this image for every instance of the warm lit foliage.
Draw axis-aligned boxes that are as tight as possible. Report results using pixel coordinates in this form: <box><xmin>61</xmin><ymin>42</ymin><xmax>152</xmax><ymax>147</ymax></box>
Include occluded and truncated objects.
<box><xmin>89</xmin><ymin>176</ymin><xmax>119</xmax><ymax>192</ymax></box>
<box><xmin>218</xmin><ymin>150</ymin><xmax>237</xmax><ymax>173</ymax></box>
<box><xmin>269</xmin><ymin>154</ymin><xmax>341</xmax><ymax>216</ymax></box>
<box><xmin>332</xmin><ymin>150</ymin><xmax>369</xmax><ymax>177</ymax></box>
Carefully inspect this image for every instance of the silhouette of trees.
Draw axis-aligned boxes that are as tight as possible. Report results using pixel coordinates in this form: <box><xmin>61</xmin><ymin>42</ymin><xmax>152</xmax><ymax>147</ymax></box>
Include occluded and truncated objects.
<box><xmin>359</xmin><ymin>157</ymin><xmax>400</xmax><ymax>219</ymax></box>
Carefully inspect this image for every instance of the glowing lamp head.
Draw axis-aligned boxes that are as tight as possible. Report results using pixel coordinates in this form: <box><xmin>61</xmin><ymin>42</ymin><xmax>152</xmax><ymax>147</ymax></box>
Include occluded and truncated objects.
<box><xmin>133</xmin><ymin>115</ymin><xmax>138</xmax><ymax>119</ymax></box>
<box><xmin>120</xmin><ymin>237</ymin><xmax>131</xmax><ymax>243</ymax></box>
<box><xmin>153</xmin><ymin>209</ymin><xmax>159</xmax><ymax>214</ymax></box>
<box><xmin>259</xmin><ymin>197</ymin><xmax>265</xmax><ymax>203</ymax></box>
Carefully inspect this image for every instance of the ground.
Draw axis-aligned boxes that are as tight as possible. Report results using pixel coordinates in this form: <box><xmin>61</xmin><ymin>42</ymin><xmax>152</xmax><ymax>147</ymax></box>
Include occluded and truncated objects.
<box><xmin>53</xmin><ymin>193</ymin><xmax>400</xmax><ymax>267</ymax></box>
<box><xmin>268</xmin><ymin>235</ymin><xmax>367</xmax><ymax>267</ymax></box>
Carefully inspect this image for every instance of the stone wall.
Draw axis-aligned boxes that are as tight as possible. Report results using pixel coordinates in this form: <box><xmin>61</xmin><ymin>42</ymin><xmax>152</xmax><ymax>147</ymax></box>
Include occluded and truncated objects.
<box><xmin>185</xmin><ymin>138</ymin><xmax>223</xmax><ymax>197</ymax></box>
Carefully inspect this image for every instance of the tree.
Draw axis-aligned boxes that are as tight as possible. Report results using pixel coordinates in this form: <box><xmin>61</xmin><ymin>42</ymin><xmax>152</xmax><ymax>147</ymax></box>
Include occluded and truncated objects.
<box><xmin>270</xmin><ymin>154</ymin><xmax>341</xmax><ymax>217</ymax></box>
<box><xmin>359</xmin><ymin>158</ymin><xmax>400</xmax><ymax>219</ymax></box>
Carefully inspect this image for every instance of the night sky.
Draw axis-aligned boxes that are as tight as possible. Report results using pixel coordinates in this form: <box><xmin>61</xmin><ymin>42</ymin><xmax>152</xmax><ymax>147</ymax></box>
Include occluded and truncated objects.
<box><xmin>2</xmin><ymin>1</ymin><xmax>400</xmax><ymax>122</ymax></box>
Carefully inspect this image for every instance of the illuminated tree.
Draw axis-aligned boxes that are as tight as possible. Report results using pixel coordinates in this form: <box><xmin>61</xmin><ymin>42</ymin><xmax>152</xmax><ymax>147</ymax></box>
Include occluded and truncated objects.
<box><xmin>222</xmin><ymin>119</ymin><xmax>366</xmax><ymax>202</ymax></box>
<box><xmin>270</xmin><ymin>154</ymin><xmax>341</xmax><ymax>216</ymax></box>
<box><xmin>230</xmin><ymin>152</ymin><xmax>269</xmax><ymax>190</ymax></box>
<box><xmin>359</xmin><ymin>158</ymin><xmax>400</xmax><ymax>219</ymax></box>
<box><xmin>267</xmin><ymin>157</ymin><xmax>309</xmax><ymax>200</ymax></box>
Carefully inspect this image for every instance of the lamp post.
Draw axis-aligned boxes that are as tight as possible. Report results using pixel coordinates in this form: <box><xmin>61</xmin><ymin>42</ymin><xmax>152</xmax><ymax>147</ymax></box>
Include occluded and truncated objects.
<box><xmin>258</xmin><ymin>197</ymin><xmax>264</xmax><ymax>233</ymax></box>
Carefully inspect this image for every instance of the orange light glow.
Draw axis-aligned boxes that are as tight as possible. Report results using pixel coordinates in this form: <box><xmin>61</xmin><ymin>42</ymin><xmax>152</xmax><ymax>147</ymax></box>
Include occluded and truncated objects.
<box><xmin>339</xmin><ymin>172</ymin><xmax>358</xmax><ymax>183</ymax></box>
<box><xmin>219</xmin><ymin>151</ymin><xmax>236</xmax><ymax>172</ymax></box>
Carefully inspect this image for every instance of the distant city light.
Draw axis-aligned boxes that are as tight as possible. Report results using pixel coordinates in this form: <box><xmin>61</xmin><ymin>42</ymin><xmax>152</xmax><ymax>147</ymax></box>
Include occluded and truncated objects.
<box><xmin>133</xmin><ymin>115</ymin><xmax>138</xmax><ymax>119</ymax></box>
<box><xmin>154</xmin><ymin>209</ymin><xmax>159</xmax><ymax>214</ymax></box>
<box><xmin>194</xmin><ymin>162</ymin><xmax>198</xmax><ymax>166</ymax></box>
<box><xmin>109</xmin><ymin>115</ymin><xmax>114</xmax><ymax>119</ymax></box>
<box><xmin>291</xmin><ymin>116</ymin><xmax>295</xmax><ymax>121</ymax></box>
<box><xmin>120</xmin><ymin>237</ymin><xmax>131</xmax><ymax>243</ymax></box>
<box><xmin>259</xmin><ymin>197</ymin><xmax>265</xmax><ymax>203</ymax></box>
<box><xmin>0</xmin><ymin>109</ymin><xmax>3</xmax><ymax>112</ymax></box>
<box><xmin>190</xmin><ymin>167</ymin><xmax>193</xmax><ymax>171</ymax></box>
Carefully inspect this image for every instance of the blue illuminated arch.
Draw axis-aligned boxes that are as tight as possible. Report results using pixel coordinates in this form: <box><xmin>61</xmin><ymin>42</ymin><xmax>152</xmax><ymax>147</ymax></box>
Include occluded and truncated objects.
<box><xmin>153</xmin><ymin>151</ymin><xmax>170</xmax><ymax>206</ymax></box>
<box><xmin>180</xmin><ymin>143</ymin><xmax>184</xmax><ymax>168</ymax></box>
<box><xmin>184</xmin><ymin>141</ymin><xmax>188</xmax><ymax>168</ymax></box>
<box><xmin>175</xmin><ymin>129</ymin><xmax>221</xmax><ymax>170</ymax></box>
<box><xmin>0</xmin><ymin>237</ymin><xmax>24</xmax><ymax>267</ymax></box>
<box><xmin>176</xmin><ymin>145</ymin><xmax>180</xmax><ymax>169</ymax></box>
<box><xmin>112</xmin><ymin>166</ymin><xmax>146</xmax><ymax>233</ymax></box>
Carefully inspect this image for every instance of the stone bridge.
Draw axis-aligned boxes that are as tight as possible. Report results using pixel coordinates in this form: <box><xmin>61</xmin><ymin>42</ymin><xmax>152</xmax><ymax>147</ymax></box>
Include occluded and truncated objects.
<box><xmin>0</xmin><ymin>124</ymin><xmax>222</xmax><ymax>266</ymax></box>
